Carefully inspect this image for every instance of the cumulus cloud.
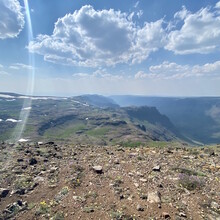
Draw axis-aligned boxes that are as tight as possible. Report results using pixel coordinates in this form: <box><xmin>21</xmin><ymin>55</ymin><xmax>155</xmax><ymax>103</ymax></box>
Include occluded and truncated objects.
<box><xmin>174</xmin><ymin>6</ymin><xmax>189</xmax><ymax>20</ymax></box>
<box><xmin>215</xmin><ymin>1</ymin><xmax>220</xmax><ymax>9</ymax></box>
<box><xmin>28</xmin><ymin>5</ymin><xmax>166</xmax><ymax>67</ymax></box>
<box><xmin>166</xmin><ymin>5</ymin><xmax>220</xmax><ymax>54</ymax></box>
<box><xmin>134</xmin><ymin>71</ymin><xmax>148</xmax><ymax>79</ymax></box>
<box><xmin>137</xmin><ymin>10</ymin><xmax>143</xmax><ymax>18</ymax></box>
<box><xmin>135</xmin><ymin>61</ymin><xmax>220</xmax><ymax>79</ymax></box>
<box><xmin>27</xmin><ymin>3</ymin><xmax>220</xmax><ymax>69</ymax></box>
<box><xmin>73</xmin><ymin>68</ymin><xmax>123</xmax><ymax>80</ymax></box>
<box><xmin>9</xmin><ymin>63</ymin><xmax>34</xmax><ymax>70</ymax></box>
<box><xmin>0</xmin><ymin>0</ymin><xmax>24</xmax><ymax>39</ymax></box>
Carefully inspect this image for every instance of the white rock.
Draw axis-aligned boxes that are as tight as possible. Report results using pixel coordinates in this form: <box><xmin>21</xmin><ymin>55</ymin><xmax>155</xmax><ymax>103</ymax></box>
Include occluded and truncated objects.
<box><xmin>147</xmin><ymin>191</ymin><xmax>161</xmax><ymax>203</ymax></box>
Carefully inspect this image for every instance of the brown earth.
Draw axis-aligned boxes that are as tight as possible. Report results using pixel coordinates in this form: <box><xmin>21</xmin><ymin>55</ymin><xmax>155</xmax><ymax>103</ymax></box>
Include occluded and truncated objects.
<box><xmin>0</xmin><ymin>142</ymin><xmax>220</xmax><ymax>220</ymax></box>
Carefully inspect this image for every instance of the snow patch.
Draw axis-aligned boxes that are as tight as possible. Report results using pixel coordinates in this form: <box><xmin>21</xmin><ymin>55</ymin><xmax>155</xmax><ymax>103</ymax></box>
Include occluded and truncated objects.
<box><xmin>0</xmin><ymin>94</ymin><xmax>15</xmax><ymax>98</ymax></box>
<box><xmin>18</xmin><ymin>138</ymin><xmax>29</xmax><ymax>142</ymax></box>
<box><xmin>83</xmin><ymin>103</ymin><xmax>89</xmax><ymax>107</ymax></box>
<box><xmin>6</xmin><ymin>118</ymin><xmax>22</xmax><ymax>123</ymax></box>
<box><xmin>22</xmin><ymin>107</ymin><xmax>32</xmax><ymax>110</ymax></box>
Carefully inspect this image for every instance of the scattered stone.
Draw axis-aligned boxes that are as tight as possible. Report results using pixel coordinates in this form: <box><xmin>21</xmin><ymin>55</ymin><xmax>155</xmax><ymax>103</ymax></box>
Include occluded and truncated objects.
<box><xmin>12</xmin><ymin>188</ymin><xmax>26</xmax><ymax>195</ymax></box>
<box><xmin>0</xmin><ymin>188</ymin><xmax>9</xmax><ymax>198</ymax></box>
<box><xmin>3</xmin><ymin>200</ymin><xmax>27</xmax><ymax>219</ymax></box>
<box><xmin>211</xmin><ymin>201</ymin><xmax>219</xmax><ymax>210</ymax></box>
<box><xmin>147</xmin><ymin>191</ymin><xmax>161</xmax><ymax>204</ymax></box>
<box><xmin>140</xmin><ymin>194</ymin><xmax>148</xmax><ymax>200</ymax></box>
<box><xmin>83</xmin><ymin>206</ymin><xmax>94</xmax><ymax>213</ymax></box>
<box><xmin>162</xmin><ymin>212</ymin><xmax>170</xmax><ymax>219</ymax></box>
<box><xmin>134</xmin><ymin>182</ymin><xmax>139</xmax><ymax>187</ymax></box>
<box><xmin>153</xmin><ymin>165</ymin><xmax>161</xmax><ymax>172</ymax></box>
<box><xmin>46</xmin><ymin>141</ymin><xmax>55</xmax><ymax>145</ymax></box>
<box><xmin>92</xmin><ymin>165</ymin><xmax>103</xmax><ymax>174</ymax></box>
<box><xmin>0</xmin><ymin>141</ymin><xmax>219</xmax><ymax>219</ymax></box>
<box><xmin>29</xmin><ymin>158</ymin><xmax>37</xmax><ymax>165</ymax></box>
<box><xmin>34</xmin><ymin>176</ymin><xmax>45</xmax><ymax>182</ymax></box>
<box><xmin>167</xmin><ymin>149</ymin><xmax>173</xmax><ymax>154</ymax></box>
<box><xmin>137</xmin><ymin>171</ymin><xmax>144</xmax><ymax>177</ymax></box>
<box><xmin>49</xmin><ymin>167</ymin><xmax>58</xmax><ymax>173</ymax></box>
<box><xmin>179</xmin><ymin>212</ymin><xmax>187</xmax><ymax>218</ymax></box>
<box><xmin>140</xmin><ymin>178</ymin><xmax>147</xmax><ymax>183</ymax></box>
<box><xmin>129</xmin><ymin>153</ymin><xmax>138</xmax><ymax>157</ymax></box>
<box><xmin>137</xmin><ymin>204</ymin><xmax>144</xmax><ymax>211</ymax></box>
<box><xmin>158</xmin><ymin>183</ymin><xmax>163</xmax><ymax>188</ymax></box>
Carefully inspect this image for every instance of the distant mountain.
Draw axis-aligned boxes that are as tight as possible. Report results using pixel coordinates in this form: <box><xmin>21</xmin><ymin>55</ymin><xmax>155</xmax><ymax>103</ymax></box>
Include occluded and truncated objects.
<box><xmin>0</xmin><ymin>92</ymin><xmax>22</xmax><ymax>98</ymax></box>
<box><xmin>0</xmin><ymin>93</ymin><xmax>185</xmax><ymax>144</ymax></box>
<box><xmin>124</xmin><ymin>106</ymin><xmax>188</xmax><ymax>142</ymax></box>
<box><xmin>75</xmin><ymin>95</ymin><xmax>119</xmax><ymax>108</ymax></box>
<box><xmin>111</xmin><ymin>95</ymin><xmax>220</xmax><ymax>144</ymax></box>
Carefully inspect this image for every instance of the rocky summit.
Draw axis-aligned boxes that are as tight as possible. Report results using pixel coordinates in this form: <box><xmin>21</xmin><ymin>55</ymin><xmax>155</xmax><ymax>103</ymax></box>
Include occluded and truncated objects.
<box><xmin>0</xmin><ymin>141</ymin><xmax>220</xmax><ymax>220</ymax></box>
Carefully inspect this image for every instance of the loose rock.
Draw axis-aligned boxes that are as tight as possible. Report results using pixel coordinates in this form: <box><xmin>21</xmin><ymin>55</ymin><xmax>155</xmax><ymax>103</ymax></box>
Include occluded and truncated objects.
<box><xmin>92</xmin><ymin>165</ymin><xmax>103</xmax><ymax>174</ymax></box>
<box><xmin>0</xmin><ymin>188</ymin><xmax>9</xmax><ymax>198</ymax></box>
<box><xmin>147</xmin><ymin>191</ymin><xmax>161</xmax><ymax>203</ymax></box>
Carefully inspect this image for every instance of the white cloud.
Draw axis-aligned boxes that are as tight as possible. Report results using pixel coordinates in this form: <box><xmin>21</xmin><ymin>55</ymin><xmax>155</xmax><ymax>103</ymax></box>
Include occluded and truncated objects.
<box><xmin>137</xmin><ymin>10</ymin><xmax>143</xmax><ymax>18</ymax></box>
<box><xmin>134</xmin><ymin>1</ymin><xmax>139</xmax><ymax>8</ymax></box>
<box><xmin>9</xmin><ymin>63</ymin><xmax>34</xmax><ymax>70</ymax></box>
<box><xmin>73</xmin><ymin>68</ymin><xmax>123</xmax><ymax>80</ymax></box>
<box><xmin>149</xmin><ymin>61</ymin><xmax>189</xmax><ymax>75</ymax></box>
<box><xmin>0</xmin><ymin>64</ymin><xmax>9</xmax><ymax>75</ymax></box>
<box><xmin>0</xmin><ymin>0</ymin><xmax>24</xmax><ymax>39</ymax></box>
<box><xmin>0</xmin><ymin>70</ymin><xmax>9</xmax><ymax>75</ymax></box>
<box><xmin>73</xmin><ymin>72</ymin><xmax>90</xmax><ymax>78</ymax></box>
<box><xmin>174</xmin><ymin>6</ymin><xmax>189</xmax><ymax>20</ymax></box>
<box><xmin>166</xmin><ymin>5</ymin><xmax>220</xmax><ymax>54</ymax></box>
<box><xmin>215</xmin><ymin>1</ymin><xmax>220</xmax><ymax>9</ymax></box>
<box><xmin>135</xmin><ymin>61</ymin><xmax>220</xmax><ymax>80</ymax></box>
<box><xmin>134</xmin><ymin>71</ymin><xmax>148</xmax><ymax>79</ymax></box>
<box><xmin>28</xmin><ymin>5</ymin><xmax>166</xmax><ymax>67</ymax></box>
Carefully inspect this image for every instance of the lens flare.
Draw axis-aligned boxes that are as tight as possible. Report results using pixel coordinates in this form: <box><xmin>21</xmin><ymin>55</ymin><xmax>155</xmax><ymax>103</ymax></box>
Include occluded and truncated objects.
<box><xmin>12</xmin><ymin>0</ymin><xmax>35</xmax><ymax>142</ymax></box>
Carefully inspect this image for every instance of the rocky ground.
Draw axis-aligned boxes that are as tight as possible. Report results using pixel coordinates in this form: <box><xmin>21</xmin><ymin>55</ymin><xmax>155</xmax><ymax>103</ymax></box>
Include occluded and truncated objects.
<box><xmin>0</xmin><ymin>141</ymin><xmax>220</xmax><ymax>220</ymax></box>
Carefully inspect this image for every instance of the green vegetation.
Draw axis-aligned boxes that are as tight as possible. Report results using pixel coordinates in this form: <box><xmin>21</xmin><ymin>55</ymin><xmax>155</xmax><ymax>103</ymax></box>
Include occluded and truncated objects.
<box><xmin>86</xmin><ymin>127</ymin><xmax>109</xmax><ymax>136</ymax></box>
<box><xmin>35</xmin><ymin>201</ymin><xmax>50</xmax><ymax>216</ymax></box>
<box><xmin>52</xmin><ymin>211</ymin><xmax>65</xmax><ymax>220</ymax></box>
<box><xmin>178</xmin><ymin>173</ymin><xmax>204</xmax><ymax>191</ymax></box>
<box><xmin>147</xmin><ymin>141</ymin><xmax>178</xmax><ymax>148</ymax></box>
<box><xmin>173</xmin><ymin>167</ymin><xmax>206</xmax><ymax>177</ymax></box>
<box><xmin>119</xmin><ymin>141</ymin><xmax>143</xmax><ymax>148</ymax></box>
<box><xmin>44</xmin><ymin>123</ymin><xmax>86</xmax><ymax>139</ymax></box>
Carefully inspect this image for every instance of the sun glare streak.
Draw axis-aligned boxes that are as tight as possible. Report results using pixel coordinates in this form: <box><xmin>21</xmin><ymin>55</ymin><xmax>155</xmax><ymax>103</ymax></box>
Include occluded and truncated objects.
<box><xmin>12</xmin><ymin>0</ymin><xmax>35</xmax><ymax>142</ymax></box>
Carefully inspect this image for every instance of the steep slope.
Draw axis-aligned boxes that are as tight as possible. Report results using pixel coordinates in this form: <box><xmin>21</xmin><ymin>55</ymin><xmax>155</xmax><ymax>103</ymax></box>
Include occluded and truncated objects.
<box><xmin>111</xmin><ymin>96</ymin><xmax>220</xmax><ymax>144</ymax></box>
<box><xmin>124</xmin><ymin>106</ymin><xmax>187</xmax><ymax>142</ymax></box>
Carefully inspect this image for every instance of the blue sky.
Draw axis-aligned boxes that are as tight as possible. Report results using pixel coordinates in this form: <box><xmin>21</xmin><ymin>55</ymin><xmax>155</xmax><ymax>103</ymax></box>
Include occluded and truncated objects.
<box><xmin>0</xmin><ymin>0</ymin><xmax>220</xmax><ymax>96</ymax></box>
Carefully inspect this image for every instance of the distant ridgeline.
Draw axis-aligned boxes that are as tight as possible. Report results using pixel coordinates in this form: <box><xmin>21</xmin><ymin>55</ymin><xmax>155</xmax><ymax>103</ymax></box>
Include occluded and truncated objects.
<box><xmin>111</xmin><ymin>95</ymin><xmax>220</xmax><ymax>144</ymax></box>
<box><xmin>0</xmin><ymin>92</ymin><xmax>219</xmax><ymax>145</ymax></box>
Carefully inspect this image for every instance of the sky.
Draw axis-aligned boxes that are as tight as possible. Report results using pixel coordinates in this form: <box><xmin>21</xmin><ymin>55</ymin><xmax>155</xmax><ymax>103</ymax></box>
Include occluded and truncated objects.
<box><xmin>0</xmin><ymin>0</ymin><xmax>220</xmax><ymax>97</ymax></box>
